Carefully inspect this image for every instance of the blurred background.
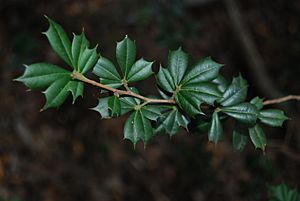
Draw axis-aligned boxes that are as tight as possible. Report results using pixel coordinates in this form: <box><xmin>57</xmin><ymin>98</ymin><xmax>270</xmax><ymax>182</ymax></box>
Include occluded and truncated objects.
<box><xmin>1</xmin><ymin>0</ymin><xmax>300</xmax><ymax>200</ymax></box>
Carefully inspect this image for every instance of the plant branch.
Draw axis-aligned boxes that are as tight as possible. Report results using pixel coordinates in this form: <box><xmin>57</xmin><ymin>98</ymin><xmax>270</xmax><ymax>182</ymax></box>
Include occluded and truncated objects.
<box><xmin>71</xmin><ymin>72</ymin><xmax>176</xmax><ymax>105</ymax></box>
<box><xmin>263</xmin><ymin>95</ymin><xmax>300</xmax><ymax>105</ymax></box>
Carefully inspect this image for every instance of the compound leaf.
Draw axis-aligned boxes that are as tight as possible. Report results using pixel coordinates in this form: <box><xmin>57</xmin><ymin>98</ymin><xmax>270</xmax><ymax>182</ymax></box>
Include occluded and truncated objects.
<box><xmin>181</xmin><ymin>57</ymin><xmax>223</xmax><ymax>85</ymax></box>
<box><xmin>259</xmin><ymin>109</ymin><xmax>288</xmax><ymax>127</ymax></box>
<box><xmin>156</xmin><ymin>67</ymin><xmax>176</xmax><ymax>93</ymax></box>
<box><xmin>168</xmin><ymin>47</ymin><xmax>188</xmax><ymax>85</ymax></box>
<box><xmin>116</xmin><ymin>36</ymin><xmax>136</xmax><ymax>78</ymax></box>
<box><xmin>249</xmin><ymin>124</ymin><xmax>267</xmax><ymax>151</ymax></box>
<box><xmin>108</xmin><ymin>95</ymin><xmax>121</xmax><ymax>116</ymax></box>
<box><xmin>93</xmin><ymin>57</ymin><xmax>122</xmax><ymax>88</ymax></box>
<box><xmin>222</xmin><ymin>103</ymin><xmax>258</xmax><ymax>124</ymax></box>
<box><xmin>16</xmin><ymin>63</ymin><xmax>70</xmax><ymax>89</ymax></box>
<box><xmin>127</xmin><ymin>58</ymin><xmax>153</xmax><ymax>83</ymax></box>
<box><xmin>220</xmin><ymin>75</ymin><xmax>248</xmax><ymax>107</ymax></box>
<box><xmin>208</xmin><ymin>112</ymin><xmax>223</xmax><ymax>143</ymax></box>
<box><xmin>44</xmin><ymin>16</ymin><xmax>73</xmax><ymax>67</ymax></box>
<box><xmin>124</xmin><ymin>110</ymin><xmax>153</xmax><ymax>146</ymax></box>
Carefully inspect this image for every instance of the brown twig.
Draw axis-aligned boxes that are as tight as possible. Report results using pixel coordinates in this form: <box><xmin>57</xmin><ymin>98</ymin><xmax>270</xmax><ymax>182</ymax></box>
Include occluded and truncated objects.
<box><xmin>71</xmin><ymin>72</ymin><xmax>176</xmax><ymax>105</ymax></box>
<box><xmin>263</xmin><ymin>95</ymin><xmax>300</xmax><ymax>105</ymax></box>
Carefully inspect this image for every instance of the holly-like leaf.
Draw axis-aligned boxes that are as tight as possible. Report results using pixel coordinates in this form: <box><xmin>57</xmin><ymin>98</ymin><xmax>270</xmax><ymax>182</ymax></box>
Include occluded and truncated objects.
<box><xmin>220</xmin><ymin>75</ymin><xmax>248</xmax><ymax>107</ymax></box>
<box><xmin>15</xmin><ymin>63</ymin><xmax>70</xmax><ymax>89</ymax></box>
<box><xmin>181</xmin><ymin>57</ymin><xmax>223</xmax><ymax>85</ymax></box>
<box><xmin>232</xmin><ymin>130</ymin><xmax>248</xmax><ymax>151</ymax></box>
<box><xmin>71</xmin><ymin>32</ymin><xmax>89</xmax><ymax>71</ymax></box>
<box><xmin>91</xmin><ymin>97</ymin><xmax>111</xmax><ymax>119</ymax></box>
<box><xmin>68</xmin><ymin>81</ymin><xmax>84</xmax><ymax>104</ymax></box>
<box><xmin>155</xmin><ymin>107</ymin><xmax>189</xmax><ymax>136</ymax></box>
<box><xmin>127</xmin><ymin>58</ymin><xmax>153</xmax><ymax>83</ymax></box>
<box><xmin>175</xmin><ymin>91</ymin><xmax>203</xmax><ymax>116</ymax></box>
<box><xmin>141</xmin><ymin>105</ymin><xmax>165</xmax><ymax>121</ymax></box>
<box><xmin>213</xmin><ymin>75</ymin><xmax>229</xmax><ymax>93</ymax></box>
<box><xmin>116</xmin><ymin>36</ymin><xmax>136</xmax><ymax>78</ymax></box>
<box><xmin>44</xmin><ymin>16</ymin><xmax>73</xmax><ymax>67</ymax></box>
<box><xmin>250</xmin><ymin>96</ymin><xmax>264</xmax><ymax>110</ymax></box>
<box><xmin>221</xmin><ymin>103</ymin><xmax>258</xmax><ymax>124</ymax></box>
<box><xmin>156</xmin><ymin>67</ymin><xmax>176</xmax><ymax>93</ymax></box>
<box><xmin>108</xmin><ymin>95</ymin><xmax>121</xmax><ymax>116</ymax></box>
<box><xmin>42</xmin><ymin>76</ymin><xmax>72</xmax><ymax>110</ymax></box>
<box><xmin>259</xmin><ymin>109</ymin><xmax>288</xmax><ymax>127</ymax></box>
<box><xmin>168</xmin><ymin>47</ymin><xmax>188</xmax><ymax>85</ymax></box>
<box><xmin>249</xmin><ymin>124</ymin><xmax>267</xmax><ymax>151</ymax></box>
<box><xmin>180</xmin><ymin>82</ymin><xmax>222</xmax><ymax>105</ymax></box>
<box><xmin>124</xmin><ymin>109</ymin><xmax>153</xmax><ymax>146</ymax></box>
<box><xmin>78</xmin><ymin>46</ymin><xmax>98</xmax><ymax>74</ymax></box>
<box><xmin>93</xmin><ymin>57</ymin><xmax>122</xmax><ymax>88</ymax></box>
<box><xmin>208</xmin><ymin>112</ymin><xmax>223</xmax><ymax>143</ymax></box>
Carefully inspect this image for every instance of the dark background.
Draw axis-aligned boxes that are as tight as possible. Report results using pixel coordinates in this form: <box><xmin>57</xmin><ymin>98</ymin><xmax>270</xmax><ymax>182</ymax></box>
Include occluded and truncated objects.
<box><xmin>0</xmin><ymin>0</ymin><xmax>300</xmax><ymax>200</ymax></box>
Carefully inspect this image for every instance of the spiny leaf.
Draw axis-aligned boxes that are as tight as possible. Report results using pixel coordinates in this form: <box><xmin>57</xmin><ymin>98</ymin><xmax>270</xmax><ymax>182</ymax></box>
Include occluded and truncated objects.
<box><xmin>181</xmin><ymin>57</ymin><xmax>223</xmax><ymax>85</ymax></box>
<box><xmin>78</xmin><ymin>46</ymin><xmax>98</xmax><ymax>74</ymax></box>
<box><xmin>180</xmin><ymin>82</ymin><xmax>222</xmax><ymax>105</ymax></box>
<box><xmin>108</xmin><ymin>95</ymin><xmax>121</xmax><ymax>116</ymax></box>
<box><xmin>232</xmin><ymin>130</ymin><xmax>248</xmax><ymax>151</ymax></box>
<box><xmin>250</xmin><ymin>96</ymin><xmax>264</xmax><ymax>110</ymax></box>
<box><xmin>155</xmin><ymin>107</ymin><xmax>189</xmax><ymax>136</ymax></box>
<box><xmin>42</xmin><ymin>76</ymin><xmax>72</xmax><ymax>110</ymax></box>
<box><xmin>124</xmin><ymin>110</ymin><xmax>153</xmax><ymax>146</ymax></box>
<box><xmin>168</xmin><ymin>47</ymin><xmax>188</xmax><ymax>85</ymax></box>
<box><xmin>71</xmin><ymin>32</ymin><xmax>89</xmax><ymax>71</ymax></box>
<box><xmin>44</xmin><ymin>16</ymin><xmax>73</xmax><ymax>67</ymax></box>
<box><xmin>176</xmin><ymin>90</ymin><xmax>203</xmax><ymax>116</ymax></box>
<box><xmin>116</xmin><ymin>36</ymin><xmax>136</xmax><ymax>78</ymax></box>
<box><xmin>249</xmin><ymin>124</ymin><xmax>267</xmax><ymax>151</ymax></box>
<box><xmin>93</xmin><ymin>57</ymin><xmax>122</xmax><ymax>88</ymax></box>
<box><xmin>220</xmin><ymin>75</ymin><xmax>248</xmax><ymax>107</ymax></box>
<box><xmin>156</xmin><ymin>67</ymin><xmax>176</xmax><ymax>93</ymax></box>
<box><xmin>127</xmin><ymin>58</ymin><xmax>153</xmax><ymax>83</ymax></box>
<box><xmin>92</xmin><ymin>97</ymin><xmax>111</xmax><ymax>119</ymax></box>
<box><xmin>68</xmin><ymin>81</ymin><xmax>84</xmax><ymax>104</ymax></box>
<box><xmin>259</xmin><ymin>109</ymin><xmax>288</xmax><ymax>127</ymax></box>
<box><xmin>16</xmin><ymin>63</ymin><xmax>70</xmax><ymax>89</ymax></box>
<box><xmin>221</xmin><ymin>103</ymin><xmax>258</xmax><ymax>124</ymax></box>
<box><xmin>208</xmin><ymin>112</ymin><xmax>223</xmax><ymax>143</ymax></box>
<box><xmin>141</xmin><ymin>105</ymin><xmax>165</xmax><ymax>121</ymax></box>
<box><xmin>212</xmin><ymin>75</ymin><xmax>229</xmax><ymax>93</ymax></box>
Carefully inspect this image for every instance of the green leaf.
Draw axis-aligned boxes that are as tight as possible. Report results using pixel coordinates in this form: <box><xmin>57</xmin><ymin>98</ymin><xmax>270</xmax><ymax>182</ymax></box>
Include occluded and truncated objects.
<box><xmin>42</xmin><ymin>76</ymin><xmax>72</xmax><ymax>110</ymax></box>
<box><xmin>168</xmin><ymin>47</ymin><xmax>188</xmax><ymax>85</ymax></box>
<box><xmin>232</xmin><ymin>130</ymin><xmax>248</xmax><ymax>151</ymax></box>
<box><xmin>124</xmin><ymin>110</ymin><xmax>153</xmax><ymax>146</ymax></box>
<box><xmin>220</xmin><ymin>75</ymin><xmax>248</xmax><ymax>107</ymax></box>
<box><xmin>212</xmin><ymin>75</ymin><xmax>228</xmax><ymax>93</ymax></box>
<box><xmin>16</xmin><ymin>63</ymin><xmax>70</xmax><ymax>89</ymax></box>
<box><xmin>108</xmin><ymin>96</ymin><xmax>121</xmax><ymax>116</ymax></box>
<box><xmin>68</xmin><ymin>81</ymin><xmax>84</xmax><ymax>104</ymax></box>
<box><xmin>250</xmin><ymin>96</ymin><xmax>264</xmax><ymax>110</ymax></box>
<box><xmin>208</xmin><ymin>112</ymin><xmax>223</xmax><ymax>143</ymax></box>
<box><xmin>156</xmin><ymin>67</ymin><xmax>176</xmax><ymax>93</ymax></box>
<box><xmin>44</xmin><ymin>16</ymin><xmax>73</xmax><ymax>67</ymax></box>
<box><xmin>71</xmin><ymin>32</ymin><xmax>89</xmax><ymax>71</ymax></box>
<box><xmin>181</xmin><ymin>57</ymin><xmax>223</xmax><ymax>85</ymax></box>
<box><xmin>116</xmin><ymin>36</ymin><xmax>136</xmax><ymax>78</ymax></box>
<box><xmin>249</xmin><ymin>124</ymin><xmax>267</xmax><ymax>151</ymax></box>
<box><xmin>269</xmin><ymin>184</ymin><xmax>300</xmax><ymax>201</ymax></box>
<box><xmin>78</xmin><ymin>46</ymin><xmax>98</xmax><ymax>74</ymax></box>
<box><xmin>176</xmin><ymin>90</ymin><xmax>202</xmax><ymax>116</ymax></box>
<box><xmin>155</xmin><ymin>108</ymin><xmax>189</xmax><ymax>136</ymax></box>
<box><xmin>222</xmin><ymin>103</ymin><xmax>258</xmax><ymax>124</ymax></box>
<box><xmin>93</xmin><ymin>57</ymin><xmax>122</xmax><ymax>88</ymax></box>
<box><xmin>127</xmin><ymin>58</ymin><xmax>153</xmax><ymax>83</ymax></box>
<box><xmin>91</xmin><ymin>97</ymin><xmax>111</xmax><ymax>119</ymax></box>
<box><xmin>141</xmin><ymin>105</ymin><xmax>164</xmax><ymax>121</ymax></box>
<box><xmin>259</xmin><ymin>109</ymin><xmax>288</xmax><ymax>127</ymax></box>
<box><xmin>180</xmin><ymin>82</ymin><xmax>222</xmax><ymax>105</ymax></box>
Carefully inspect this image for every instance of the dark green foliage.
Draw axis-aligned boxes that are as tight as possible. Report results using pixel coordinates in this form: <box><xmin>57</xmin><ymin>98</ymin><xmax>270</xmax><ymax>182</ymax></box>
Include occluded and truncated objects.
<box><xmin>269</xmin><ymin>184</ymin><xmax>300</xmax><ymax>201</ymax></box>
<box><xmin>16</xmin><ymin>17</ymin><xmax>289</xmax><ymax>149</ymax></box>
